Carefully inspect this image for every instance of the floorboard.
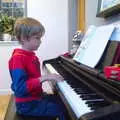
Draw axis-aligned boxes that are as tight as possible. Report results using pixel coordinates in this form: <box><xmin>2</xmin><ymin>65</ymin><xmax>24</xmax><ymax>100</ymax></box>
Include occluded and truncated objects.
<box><xmin>0</xmin><ymin>95</ymin><xmax>11</xmax><ymax>120</ymax></box>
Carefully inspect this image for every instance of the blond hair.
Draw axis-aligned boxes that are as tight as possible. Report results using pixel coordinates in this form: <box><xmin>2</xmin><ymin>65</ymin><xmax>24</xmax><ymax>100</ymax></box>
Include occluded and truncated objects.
<box><xmin>14</xmin><ymin>17</ymin><xmax>45</xmax><ymax>43</ymax></box>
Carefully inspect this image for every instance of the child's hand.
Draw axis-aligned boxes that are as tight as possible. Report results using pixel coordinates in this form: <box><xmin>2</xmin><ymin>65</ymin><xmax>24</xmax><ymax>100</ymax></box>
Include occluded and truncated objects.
<box><xmin>47</xmin><ymin>73</ymin><xmax>64</xmax><ymax>82</ymax></box>
<box><xmin>41</xmin><ymin>74</ymin><xmax>64</xmax><ymax>83</ymax></box>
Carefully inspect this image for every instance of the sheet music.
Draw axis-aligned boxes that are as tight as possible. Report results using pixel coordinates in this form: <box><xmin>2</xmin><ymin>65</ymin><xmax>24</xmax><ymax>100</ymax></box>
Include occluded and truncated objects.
<box><xmin>73</xmin><ymin>25</ymin><xmax>115</xmax><ymax>68</ymax></box>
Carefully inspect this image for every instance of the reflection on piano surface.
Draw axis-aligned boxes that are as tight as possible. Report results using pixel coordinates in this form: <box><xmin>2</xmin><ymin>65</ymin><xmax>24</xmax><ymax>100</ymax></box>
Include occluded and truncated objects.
<box><xmin>43</xmin><ymin>56</ymin><xmax>120</xmax><ymax>120</ymax></box>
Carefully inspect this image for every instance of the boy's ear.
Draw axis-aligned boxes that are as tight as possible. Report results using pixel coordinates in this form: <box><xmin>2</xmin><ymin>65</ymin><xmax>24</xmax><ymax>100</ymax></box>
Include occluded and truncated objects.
<box><xmin>21</xmin><ymin>36</ymin><xmax>29</xmax><ymax>41</ymax></box>
<box><xmin>19</xmin><ymin>36</ymin><xmax>28</xmax><ymax>44</ymax></box>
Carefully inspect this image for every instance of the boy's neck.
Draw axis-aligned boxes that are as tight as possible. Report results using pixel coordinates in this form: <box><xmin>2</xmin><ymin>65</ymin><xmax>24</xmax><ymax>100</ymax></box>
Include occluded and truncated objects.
<box><xmin>21</xmin><ymin>46</ymin><xmax>33</xmax><ymax>52</ymax></box>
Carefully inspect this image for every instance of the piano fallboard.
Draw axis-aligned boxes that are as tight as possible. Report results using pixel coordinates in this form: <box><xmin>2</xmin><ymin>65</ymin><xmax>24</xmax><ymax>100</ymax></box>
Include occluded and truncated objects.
<box><xmin>43</xmin><ymin>56</ymin><xmax>120</xmax><ymax>120</ymax></box>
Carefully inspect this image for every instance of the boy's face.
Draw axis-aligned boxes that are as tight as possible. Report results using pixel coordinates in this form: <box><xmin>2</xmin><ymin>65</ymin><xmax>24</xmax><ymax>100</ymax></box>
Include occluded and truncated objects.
<box><xmin>23</xmin><ymin>33</ymin><xmax>42</xmax><ymax>51</ymax></box>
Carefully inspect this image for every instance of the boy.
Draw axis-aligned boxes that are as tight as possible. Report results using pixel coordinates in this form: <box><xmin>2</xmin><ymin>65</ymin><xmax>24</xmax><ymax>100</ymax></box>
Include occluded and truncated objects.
<box><xmin>8</xmin><ymin>17</ymin><xmax>66</xmax><ymax>120</ymax></box>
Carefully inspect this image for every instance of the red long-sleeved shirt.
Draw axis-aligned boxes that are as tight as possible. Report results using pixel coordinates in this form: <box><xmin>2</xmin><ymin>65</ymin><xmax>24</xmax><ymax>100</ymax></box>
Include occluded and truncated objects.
<box><xmin>9</xmin><ymin>48</ymin><xmax>43</xmax><ymax>102</ymax></box>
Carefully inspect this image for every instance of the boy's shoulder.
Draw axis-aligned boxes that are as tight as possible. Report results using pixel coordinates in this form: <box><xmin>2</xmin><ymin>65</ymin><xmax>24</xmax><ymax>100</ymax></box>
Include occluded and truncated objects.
<box><xmin>9</xmin><ymin>48</ymin><xmax>38</xmax><ymax>63</ymax></box>
<box><xmin>11</xmin><ymin>48</ymin><xmax>34</xmax><ymax>57</ymax></box>
<box><xmin>9</xmin><ymin>48</ymin><xmax>27</xmax><ymax>62</ymax></box>
<box><xmin>9</xmin><ymin>49</ymin><xmax>28</xmax><ymax>68</ymax></box>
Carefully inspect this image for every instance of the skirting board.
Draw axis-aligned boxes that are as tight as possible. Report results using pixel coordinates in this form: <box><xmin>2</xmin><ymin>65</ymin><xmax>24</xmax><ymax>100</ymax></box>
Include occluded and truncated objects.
<box><xmin>0</xmin><ymin>89</ymin><xmax>13</xmax><ymax>95</ymax></box>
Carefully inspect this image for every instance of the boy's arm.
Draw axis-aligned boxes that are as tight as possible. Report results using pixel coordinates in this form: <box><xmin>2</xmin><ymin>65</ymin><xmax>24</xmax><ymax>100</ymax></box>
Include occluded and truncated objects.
<box><xmin>26</xmin><ymin>78</ymin><xmax>43</xmax><ymax>96</ymax></box>
<box><xmin>9</xmin><ymin>56</ymin><xmax>43</xmax><ymax>97</ymax></box>
<box><xmin>40</xmin><ymin>74</ymin><xmax>64</xmax><ymax>83</ymax></box>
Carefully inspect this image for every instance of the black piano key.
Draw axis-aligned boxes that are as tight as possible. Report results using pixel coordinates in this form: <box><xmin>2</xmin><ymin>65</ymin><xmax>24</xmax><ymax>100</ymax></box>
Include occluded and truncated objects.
<box><xmin>86</xmin><ymin>99</ymin><xmax>105</xmax><ymax>103</ymax></box>
<box><xmin>75</xmin><ymin>90</ymin><xmax>95</xmax><ymax>94</ymax></box>
<box><xmin>80</xmin><ymin>93</ymin><xmax>97</xmax><ymax>96</ymax></box>
<box><xmin>80</xmin><ymin>94</ymin><xmax>102</xmax><ymax>100</ymax></box>
<box><xmin>87</xmin><ymin>100</ymin><xmax>110</xmax><ymax>110</ymax></box>
<box><xmin>74</xmin><ymin>87</ymin><xmax>96</xmax><ymax>94</ymax></box>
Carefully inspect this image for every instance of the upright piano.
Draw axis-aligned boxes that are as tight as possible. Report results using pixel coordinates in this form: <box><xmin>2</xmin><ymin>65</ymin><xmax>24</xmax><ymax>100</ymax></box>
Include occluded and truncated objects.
<box><xmin>43</xmin><ymin>54</ymin><xmax>120</xmax><ymax>120</ymax></box>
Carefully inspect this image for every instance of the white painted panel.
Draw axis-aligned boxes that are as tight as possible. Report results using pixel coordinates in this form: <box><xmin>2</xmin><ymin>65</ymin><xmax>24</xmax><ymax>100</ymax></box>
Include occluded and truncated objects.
<box><xmin>0</xmin><ymin>45</ymin><xmax>20</xmax><ymax>93</ymax></box>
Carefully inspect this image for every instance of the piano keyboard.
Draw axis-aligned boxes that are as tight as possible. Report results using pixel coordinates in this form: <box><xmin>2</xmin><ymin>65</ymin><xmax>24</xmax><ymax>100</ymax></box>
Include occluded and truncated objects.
<box><xmin>45</xmin><ymin>63</ymin><xmax>92</xmax><ymax>118</ymax></box>
<box><xmin>45</xmin><ymin>64</ymin><xmax>59</xmax><ymax>74</ymax></box>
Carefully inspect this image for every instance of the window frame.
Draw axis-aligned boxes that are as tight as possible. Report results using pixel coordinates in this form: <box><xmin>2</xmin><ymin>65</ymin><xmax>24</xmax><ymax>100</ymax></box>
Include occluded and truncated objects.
<box><xmin>96</xmin><ymin>0</ymin><xmax>120</xmax><ymax>18</ymax></box>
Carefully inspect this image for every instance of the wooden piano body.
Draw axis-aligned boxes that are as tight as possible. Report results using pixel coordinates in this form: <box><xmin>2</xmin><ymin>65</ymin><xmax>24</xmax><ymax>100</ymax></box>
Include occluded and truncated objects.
<box><xmin>43</xmin><ymin>52</ymin><xmax>120</xmax><ymax>120</ymax></box>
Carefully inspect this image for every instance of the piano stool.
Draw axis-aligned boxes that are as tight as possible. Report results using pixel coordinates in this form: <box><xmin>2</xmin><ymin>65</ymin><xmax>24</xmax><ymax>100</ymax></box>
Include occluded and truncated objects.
<box><xmin>4</xmin><ymin>95</ymin><xmax>58</xmax><ymax>120</ymax></box>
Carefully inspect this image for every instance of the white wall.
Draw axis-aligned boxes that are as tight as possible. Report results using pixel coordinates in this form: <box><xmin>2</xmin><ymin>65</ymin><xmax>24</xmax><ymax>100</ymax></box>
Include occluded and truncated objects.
<box><xmin>27</xmin><ymin>0</ymin><xmax>69</xmax><ymax>61</ymax></box>
<box><xmin>0</xmin><ymin>0</ymin><xmax>70</xmax><ymax>93</ymax></box>
<box><xmin>85</xmin><ymin>0</ymin><xmax>120</xmax><ymax>29</ymax></box>
<box><xmin>85</xmin><ymin>0</ymin><xmax>105</xmax><ymax>30</ymax></box>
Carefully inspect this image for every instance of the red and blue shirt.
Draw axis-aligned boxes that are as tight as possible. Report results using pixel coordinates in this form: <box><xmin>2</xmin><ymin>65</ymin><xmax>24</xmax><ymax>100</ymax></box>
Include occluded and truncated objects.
<box><xmin>9</xmin><ymin>48</ymin><xmax>43</xmax><ymax>103</ymax></box>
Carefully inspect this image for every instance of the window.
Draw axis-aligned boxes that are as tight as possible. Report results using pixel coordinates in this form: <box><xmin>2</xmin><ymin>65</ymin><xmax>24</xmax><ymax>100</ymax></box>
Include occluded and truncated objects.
<box><xmin>0</xmin><ymin>0</ymin><xmax>27</xmax><ymax>43</ymax></box>
<box><xmin>0</xmin><ymin>0</ymin><xmax>26</xmax><ymax>18</ymax></box>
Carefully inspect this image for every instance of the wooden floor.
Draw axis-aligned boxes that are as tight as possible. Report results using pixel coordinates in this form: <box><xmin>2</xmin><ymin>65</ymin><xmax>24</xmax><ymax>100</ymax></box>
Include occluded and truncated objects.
<box><xmin>0</xmin><ymin>95</ymin><xmax>11</xmax><ymax>120</ymax></box>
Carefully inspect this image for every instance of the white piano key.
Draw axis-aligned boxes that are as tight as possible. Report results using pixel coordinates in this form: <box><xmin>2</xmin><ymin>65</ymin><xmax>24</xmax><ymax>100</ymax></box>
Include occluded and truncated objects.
<box><xmin>57</xmin><ymin>81</ymin><xmax>91</xmax><ymax>118</ymax></box>
<box><xmin>45</xmin><ymin>64</ymin><xmax>59</xmax><ymax>74</ymax></box>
